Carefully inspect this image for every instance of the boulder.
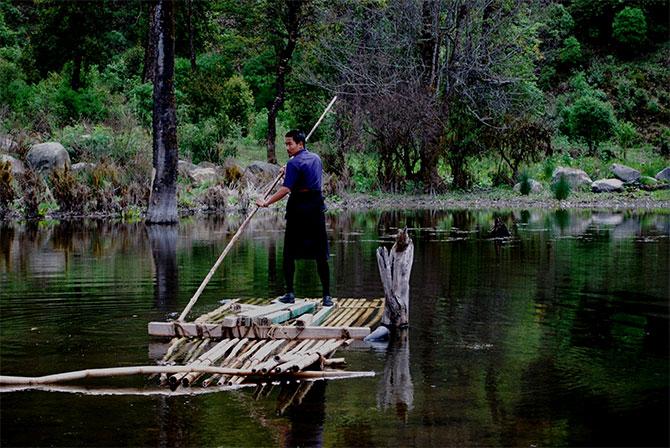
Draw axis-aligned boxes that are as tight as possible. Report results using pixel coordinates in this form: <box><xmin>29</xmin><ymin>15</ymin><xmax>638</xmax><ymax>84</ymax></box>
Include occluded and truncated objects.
<box><xmin>188</xmin><ymin>167</ymin><xmax>219</xmax><ymax>185</ymax></box>
<box><xmin>611</xmin><ymin>163</ymin><xmax>640</xmax><ymax>183</ymax></box>
<box><xmin>246</xmin><ymin>160</ymin><xmax>280</xmax><ymax>181</ymax></box>
<box><xmin>71</xmin><ymin>162</ymin><xmax>96</xmax><ymax>173</ymax></box>
<box><xmin>591</xmin><ymin>178</ymin><xmax>624</xmax><ymax>193</ymax></box>
<box><xmin>639</xmin><ymin>176</ymin><xmax>658</xmax><ymax>186</ymax></box>
<box><xmin>197</xmin><ymin>161</ymin><xmax>218</xmax><ymax>170</ymax></box>
<box><xmin>552</xmin><ymin>167</ymin><xmax>592</xmax><ymax>189</ymax></box>
<box><xmin>655</xmin><ymin>167</ymin><xmax>670</xmax><ymax>183</ymax></box>
<box><xmin>26</xmin><ymin>142</ymin><xmax>70</xmax><ymax>173</ymax></box>
<box><xmin>513</xmin><ymin>179</ymin><xmax>543</xmax><ymax>194</ymax></box>
<box><xmin>0</xmin><ymin>154</ymin><xmax>25</xmax><ymax>176</ymax></box>
<box><xmin>0</xmin><ymin>136</ymin><xmax>18</xmax><ymax>153</ymax></box>
<box><xmin>178</xmin><ymin>160</ymin><xmax>197</xmax><ymax>178</ymax></box>
<box><xmin>222</xmin><ymin>158</ymin><xmax>244</xmax><ymax>184</ymax></box>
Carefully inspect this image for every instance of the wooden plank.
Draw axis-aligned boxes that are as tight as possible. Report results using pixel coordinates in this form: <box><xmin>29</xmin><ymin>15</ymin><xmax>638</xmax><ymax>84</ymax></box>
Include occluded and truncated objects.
<box><xmin>310</xmin><ymin>304</ymin><xmax>337</xmax><ymax>327</ymax></box>
<box><xmin>257</xmin><ymin>302</ymin><xmax>315</xmax><ymax>326</ymax></box>
<box><xmin>148</xmin><ymin>321</ymin><xmax>370</xmax><ymax>339</ymax></box>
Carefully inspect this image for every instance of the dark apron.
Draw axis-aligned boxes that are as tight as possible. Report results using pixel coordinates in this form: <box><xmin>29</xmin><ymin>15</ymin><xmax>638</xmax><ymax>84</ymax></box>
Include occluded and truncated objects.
<box><xmin>284</xmin><ymin>191</ymin><xmax>329</xmax><ymax>260</ymax></box>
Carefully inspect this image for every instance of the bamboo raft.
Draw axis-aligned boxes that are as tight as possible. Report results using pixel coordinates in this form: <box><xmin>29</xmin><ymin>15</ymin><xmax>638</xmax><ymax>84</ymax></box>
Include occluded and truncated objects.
<box><xmin>148</xmin><ymin>298</ymin><xmax>384</xmax><ymax>389</ymax></box>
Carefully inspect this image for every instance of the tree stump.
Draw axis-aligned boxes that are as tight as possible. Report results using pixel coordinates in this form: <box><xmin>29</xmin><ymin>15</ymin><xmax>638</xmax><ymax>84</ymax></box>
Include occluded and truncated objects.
<box><xmin>365</xmin><ymin>228</ymin><xmax>414</xmax><ymax>341</ymax></box>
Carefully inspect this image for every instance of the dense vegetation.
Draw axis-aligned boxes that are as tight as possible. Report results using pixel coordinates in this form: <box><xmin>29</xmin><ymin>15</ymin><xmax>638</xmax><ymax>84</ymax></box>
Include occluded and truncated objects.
<box><xmin>0</xmin><ymin>0</ymin><xmax>668</xmax><ymax>218</ymax></box>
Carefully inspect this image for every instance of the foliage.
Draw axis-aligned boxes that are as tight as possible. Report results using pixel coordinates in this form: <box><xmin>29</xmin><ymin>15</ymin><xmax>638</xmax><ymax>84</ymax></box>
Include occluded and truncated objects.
<box><xmin>200</xmin><ymin>185</ymin><xmax>228</xmax><ymax>211</ymax></box>
<box><xmin>552</xmin><ymin>175</ymin><xmax>571</xmax><ymax>200</ymax></box>
<box><xmin>519</xmin><ymin>171</ymin><xmax>531</xmax><ymax>195</ymax></box>
<box><xmin>18</xmin><ymin>169</ymin><xmax>46</xmax><ymax>219</ymax></box>
<box><xmin>221</xmin><ymin>75</ymin><xmax>254</xmax><ymax>132</ymax></box>
<box><xmin>49</xmin><ymin>168</ymin><xmax>88</xmax><ymax>214</ymax></box>
<box><xmin>178</xmin><ymin>115</ymin><xmax>231</xmax><ymax>164</ymax></box>
<box><xmin>0</xmin><ymin>160</ymin><xmax>15</xmax><ymax>214</ymax></box>
<box><xmin>612</xmin><ymin>7</ymin><xmax>647</xmax><ymax>51</ymax></box>
<box><xmin>561</xmin><ymin>93</ymin><xmax>617</xmax><ymax>155</ymax></box>
<box><xmin>559</xmin><ymin>36</ymin><xmax>582</xmax><ymax>66</ymax></box>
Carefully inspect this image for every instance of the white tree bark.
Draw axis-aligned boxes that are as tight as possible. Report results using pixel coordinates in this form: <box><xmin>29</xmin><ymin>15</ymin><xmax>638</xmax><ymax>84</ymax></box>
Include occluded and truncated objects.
<box><xmin>378</xmin><ymin>229</ymin><xmax>413</xmax><ymax>328</ymax></box>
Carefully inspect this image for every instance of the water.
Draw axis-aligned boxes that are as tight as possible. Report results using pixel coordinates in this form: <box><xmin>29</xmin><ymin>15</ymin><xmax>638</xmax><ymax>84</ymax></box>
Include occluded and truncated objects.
<box><xmin>1</xmin><ymin>209</ymin><xmax>668</xmax><ymax>447</ymax></box>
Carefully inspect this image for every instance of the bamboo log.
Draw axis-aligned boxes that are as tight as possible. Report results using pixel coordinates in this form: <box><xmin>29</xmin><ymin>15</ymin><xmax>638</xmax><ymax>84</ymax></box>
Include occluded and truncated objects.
<box><xmin>218</xmin><ymin>340</ymin><xmax>265</xmax><ymax>386</ymax></box>
<box><xmin>148</xmin><ymin>322</ymin><xmax>370</xmax><ymax>339</ymax></box>
<box><xmin>201</xmin><ymin>338</ymin><xmax>249</xmax><ymax>387</ymax></box>
<box><xmin>309</xmin><ymin>305</ymin><xmax>337</xmax><ymax>327</ymax></box>
<box><xmin>257</xmin><ymin>301</ymin><xmax>315</xmax><ymax>326</ymax></box>
<box><xmin>194</xmin><ymin>299</ymin><xmax>239</xmax><ymax>324</ymax></box>
<box><xmin>181</xmin><ymin>338</ymin><xmax>240</xmax><ymax>387</ymax></box>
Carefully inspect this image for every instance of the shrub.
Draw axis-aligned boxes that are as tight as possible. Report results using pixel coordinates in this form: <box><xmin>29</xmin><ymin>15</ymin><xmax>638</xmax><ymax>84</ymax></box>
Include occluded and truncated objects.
<box><xmin>519</xmin><ymin>171</ymin><xmax>532</xmax><ymax>195</ymax></box>
<box><xmin>19</xmin><ymin>169</ymin><xmax>46</xmax><ymax>219</ymax></box>
<box><xmin>129</xmin><ymin>82</ymin><xmax>153</xmax><ymax>128</ymax></box>
<box><xmin>562</xmin><ymin>94</ymin><xmax>616</xmax><ymax>155</ymax></box>
<box><xmin>0</xmin><ymin>160</ymin><xmax>16</xmax><ymax>215</ymax></box>
<box><xmin>200</xmin><ymin>185</ymin><xmax>227</xmax><ymax>212</ymax></box>
<box><xmin>221</xmin><ymin>75</ymin><xmax>254</xmax><ymax>132</ymax></box>
<box><xmin>178</xmin><ymin>115</ymin><xmax>230</xmax><ymax>164</ymax></box>
<box><xmin>552</xmin><ymin>175</ymin><xmax>571</xmax><ymax>200</ymax></box>
<box><xmin>613</xmin><ymin>7</ymin><xmax>647</xmax><ymax>51</ymax></box>
<box><xmin>615</xmin><ymin>121</ymin><xmax>638</xmax><ymax>159</ymax></box>
<box><xmin>559</xmin><ymin>36</ymin><xmax>582</xmax><ymax>66</ymax></box>
<box><xmin>251</xmin><ymin>109</ymin><xmax>269</xmax><ymax>144</ymax></box>
<box><xmin>50</xmin><ymin>168</ymin><xmax>88</xmax><ymax>214</ymax></box>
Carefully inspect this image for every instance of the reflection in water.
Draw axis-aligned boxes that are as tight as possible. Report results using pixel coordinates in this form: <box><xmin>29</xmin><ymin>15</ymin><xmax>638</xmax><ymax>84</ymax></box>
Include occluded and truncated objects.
<box><xmin>0</xmin><ymin>209</ymin><xmax>668</xmax><ymax>447</ymax></box>
<box><xmin>147</xmin><ymin>224</ymin><xmax>179</xmax><ymax>311</ymax></box>
<box><xmin>377</xmin><ymin>330</ymin><xmax>413</xmax><ymax>423</ymax></box>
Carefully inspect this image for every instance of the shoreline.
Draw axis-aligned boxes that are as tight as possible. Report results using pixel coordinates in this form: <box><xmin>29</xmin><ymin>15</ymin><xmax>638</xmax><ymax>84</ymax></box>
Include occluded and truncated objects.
<box><xmin>1</xmin><ymin>190</ymin><xmax>669</xmax><ymax>222</ymax></box>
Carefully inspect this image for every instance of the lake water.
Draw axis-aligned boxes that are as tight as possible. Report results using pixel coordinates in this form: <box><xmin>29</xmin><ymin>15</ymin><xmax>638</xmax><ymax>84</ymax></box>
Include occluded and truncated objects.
<box><xmin>1</xmin><ymin>208</ymin><xmax>668</xmax><ymax>447</ymax></box>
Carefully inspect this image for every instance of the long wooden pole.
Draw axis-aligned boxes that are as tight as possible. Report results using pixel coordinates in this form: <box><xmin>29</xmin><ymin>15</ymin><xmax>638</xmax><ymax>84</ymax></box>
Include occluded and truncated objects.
<box><xmin>177</xmin><ymin>96</ymin><xmax>338</xmax><ymax>321</ymax></box>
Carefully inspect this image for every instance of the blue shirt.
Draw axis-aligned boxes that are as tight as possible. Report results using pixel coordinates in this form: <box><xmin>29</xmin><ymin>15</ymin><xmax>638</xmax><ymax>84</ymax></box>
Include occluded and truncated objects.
<box><xmin>283</xmin><ymin>148</ymin><xmax>323</xmax><ymax>191</ymax></box>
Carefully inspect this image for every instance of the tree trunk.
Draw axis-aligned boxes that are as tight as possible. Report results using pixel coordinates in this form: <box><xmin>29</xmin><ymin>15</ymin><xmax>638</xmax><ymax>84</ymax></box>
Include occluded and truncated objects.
<box><xmin>265</xmin><ymin>2</ymin><xmax>302</xmax><ymax>164</ymax></box>
<box><xmin>365</xmin><ymin>229</ymin><xmax>414</xmax><ymax>341</ymax></box>
<box><xmin>71</xmin><ymin>52</ymin><xmax>82</xmax><ymax>90</ymax></box>
<box><xmin>187</xmin><ymin>0</ymin><xmax>196</xmax><ymax>71</ymax></box>
<box><xmin>146</xmin><ymin>0</ymin><xmax>178</xmax><ymax>224</ymax></box>
<box><xmin>142</xmin><ymin>1</ymin><xmax>157</xmax><ymax>83</ymax></box>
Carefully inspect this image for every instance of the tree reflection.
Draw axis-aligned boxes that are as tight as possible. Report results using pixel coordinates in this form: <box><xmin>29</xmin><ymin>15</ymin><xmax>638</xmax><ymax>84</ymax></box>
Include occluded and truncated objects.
<box><xmin>147</xmin><ymin>224</ymin><xmax>179</xmax><ymax>311</ymax></box>
<box><xmin>377</xmin><ymin>329</ymin><xmax>413</xmax><ymax>423</ymax></box>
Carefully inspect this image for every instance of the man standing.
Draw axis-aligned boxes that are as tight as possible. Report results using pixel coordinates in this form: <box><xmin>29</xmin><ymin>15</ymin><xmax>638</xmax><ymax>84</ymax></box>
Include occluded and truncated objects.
<box><xmin>256</xmin><ymin>130</ymin><xmax>333</xmax><ymax>307</ymax></box>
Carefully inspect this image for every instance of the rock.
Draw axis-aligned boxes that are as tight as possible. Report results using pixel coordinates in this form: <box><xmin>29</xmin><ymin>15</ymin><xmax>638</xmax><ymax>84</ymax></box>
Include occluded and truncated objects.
<box><xmin>0</xmin><ymin>154</ymin><xmax>25</xmax><ymax>176</ymax></box>
<box><xmin>591</xmin><ymin>178</ymin><xmax>624</xmax><ymax>193</ymax></box>
<box><xmin>222</xmin><ymin>158</ymin><xmax>244</xmax><ymax>184</ymax></box>
<box><xmin>178</xmin><ymin>160</ymin><xmax>197</xmax><ymax>178</ymax></box>
<box><xmin>655</xmin><ymin>167</ymin><xmax>670</xmax><ymax>183</ymax></box>
<box><xmin>611</xmin><ymin>163</ymin><xmax>640</xmax><ymax>183</ymax></box>
<box><xmin>71</xmin><ymin>162</ymin><xmax>96</xmax><ymax>173</ymax></box>
<box><xmin>188</xmin><ymin>167</ymin><xmax>219</xmax><ymax>185</ymax></box>
<box><xmin>0</xmin><ymin>136</ymin><xmax>18</xmax><ymax>153</ymax></box>
<box><xmin>197</xmin><ymin>161</ymin><xmax>218</xmax><ymax>170</ymax></box>
<box><xmin>246</xmin><ymin>160</ymin><xmax>280</xmax><ymax>181</ymax></box>
<box><xmin>513</xmin><ymin>179</ymin><xmax>543</xmax><ymax>194</ymax></box>
<box><xmin>551</xmin><ymin>167</ymin><xmax>592</xmax><ymax>189</ymax></box>
<box><xmin>26</xmin><ymin>142</ymin><xmax>71</xmax><ymax>173</ymax></box>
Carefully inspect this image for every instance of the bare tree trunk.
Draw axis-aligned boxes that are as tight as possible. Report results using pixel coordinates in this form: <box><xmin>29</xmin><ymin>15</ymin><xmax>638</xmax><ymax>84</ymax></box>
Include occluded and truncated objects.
<box><xmin>142</xmin><ymin>0</ymin><xmax>157</xmax><ymax>83</ymax></box>
<box><xmin>187</xmin><ymin>0</ymin><xmax>196</xmax><ymax>71</ymax></box>
<box><xmin>365</xmin><ymin>229</ymin><xmax>414</xmax><ymax>341</ymax></box>
<box><xmin>146</xmin><ymin>0</ymin><xmax>178</xmax><ymax>224</ymax></box>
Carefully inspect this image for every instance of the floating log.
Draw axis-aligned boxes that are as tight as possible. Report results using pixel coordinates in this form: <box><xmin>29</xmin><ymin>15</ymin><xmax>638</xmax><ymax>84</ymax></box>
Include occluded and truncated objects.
<box><xmin>148</xmin><ymin>322</ymin><xmax>370</xmax><ymax>339</ymax></box>
<box><xmin>256</xmin><ymin>301</ymin><xmax>315</xmax><ymax>326</ymax></box>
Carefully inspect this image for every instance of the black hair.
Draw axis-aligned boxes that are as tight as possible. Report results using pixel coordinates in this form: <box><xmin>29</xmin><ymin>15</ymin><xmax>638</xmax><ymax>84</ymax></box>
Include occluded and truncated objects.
<box><xmin>285</xmin><ymin>129</ymin><xmax>306</xmax><ymax>145</ymax></box>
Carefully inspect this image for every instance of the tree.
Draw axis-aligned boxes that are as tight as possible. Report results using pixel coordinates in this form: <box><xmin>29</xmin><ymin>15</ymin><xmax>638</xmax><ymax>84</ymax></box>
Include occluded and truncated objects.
<box><xmin>612</xmin><ymin>7</ymin><xmax>647</xmax><ymax>52</ymax></box>
<box><xmin>146</xmin><ymin>0</ymin><xmax>178</xmax><ymax>224</ymax></box>
<box><xmin>264</xmin><ymin>0</ymin><xmax>315</xmax><ymax>164</ymax></box>
<box><xmin>563</xmin><ymin>94</ymin><xmax>616</xmax><ymax>155</ymax></box>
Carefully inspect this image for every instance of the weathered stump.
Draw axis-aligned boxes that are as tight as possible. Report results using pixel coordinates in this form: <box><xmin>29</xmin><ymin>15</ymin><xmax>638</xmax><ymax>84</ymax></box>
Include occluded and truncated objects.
<box><xmin>365</xmin><ymin>228</ymin><xmax>414</xmax><ymax>341</ymax></box>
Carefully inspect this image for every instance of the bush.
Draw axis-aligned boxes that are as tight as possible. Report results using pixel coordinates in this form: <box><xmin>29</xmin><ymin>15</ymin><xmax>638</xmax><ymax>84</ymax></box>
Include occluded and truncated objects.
<box><xmin>613</xmin><ymin>7</ymin><xmax>647</xmax><ymax>51</ymax></box>
<box><xmin>552</xmin><ymin>175</ymin><xmax>571</xmax><ymax>200</ymax></box>
<box><xmin>19</xmin><ymin>169</ymin><xmax>46</xmax><ymax>219</ymax></box>
<box><xmin>200</xmin><ymin>185</ymin><xmax>227</xmax><ymax>212</ymax></box>
<box><xmin>559</xmin><ymin>36</ymin><xmax>582</xmax><ymax>66</ymax></box>
<box><xmin>615</xmin><ymin>121</ymin><xmax>638</xmax><ymax>158</ymax></box>
<box><xmin>0</xmin><ymin>160</ymin><xmax>16</xmax><ymax>214</ymax></box>
<box><xmin>178</xmin><ymin>114</ymin><xmax>230</xmax><ymax>164</ymax></box>
<box><xmin>562</xmin><ymin>94</ymin><xmax>616</xmax><ymax>155</ymax></box>
<box><xmin>129</xmin><ymin>82</ymin><xmax>153</xmax><ymax>128</ymax></box>
<box><xmin>50</xmin><ymin>168</ymin><xmax>88</xmax><ymax>214</ymax></box>
<box><xmin>519</xmin><ymin>171</ymin><xmax>531</xmax><ymax>195</ymax></box>
<box><xmin>221</xmin><ymin>75</ymin><xmax>254</xmax><ymax>132</ymax></box>
<box><xmin>251</xmin><ymin>109</ymin><xmax>269</xmax><ymax>144</ymax></box>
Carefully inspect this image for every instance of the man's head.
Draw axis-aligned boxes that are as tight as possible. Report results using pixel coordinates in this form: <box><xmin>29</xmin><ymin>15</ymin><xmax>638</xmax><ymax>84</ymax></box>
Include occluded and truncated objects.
<box><xmin>285</xmin><ymin>130</ymin><xmax>306</xmax><ymax>157</ymax></box>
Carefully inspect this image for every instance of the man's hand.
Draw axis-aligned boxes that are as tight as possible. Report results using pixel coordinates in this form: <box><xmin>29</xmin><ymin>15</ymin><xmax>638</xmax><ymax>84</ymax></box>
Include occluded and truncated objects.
<box><xmin>255</xmin><ymin>198</ymin><xmax>267</xmax><ymax>208</ymax></box>
<box><xmin>279</xmin><ymin>165</ymin><xmax>286</xmax><ymax>176</ymax></box>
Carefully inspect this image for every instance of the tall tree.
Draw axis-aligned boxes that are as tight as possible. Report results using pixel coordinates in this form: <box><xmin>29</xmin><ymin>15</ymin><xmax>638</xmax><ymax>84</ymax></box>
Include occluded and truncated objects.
<box><xmin>264</xmin><ymin>0</ymin><xmax>314</xmax><ymax>164</ymax></box>
<box><xmin>146</xmin><ymin>0</ymin><xmax>179</xmax><ymax>224</ymax></box>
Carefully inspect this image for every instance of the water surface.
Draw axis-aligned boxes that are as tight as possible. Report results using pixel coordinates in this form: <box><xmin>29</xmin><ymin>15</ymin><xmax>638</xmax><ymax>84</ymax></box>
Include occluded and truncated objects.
<box><xmin>1</xmin><ymin>208</ymin><xmax>668</xmax><ymax>447</ymax></box>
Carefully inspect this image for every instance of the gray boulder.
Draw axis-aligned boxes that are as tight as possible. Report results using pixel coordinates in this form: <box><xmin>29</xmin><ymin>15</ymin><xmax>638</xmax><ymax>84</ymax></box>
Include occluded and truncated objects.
<box><xmin>26</xmin><ymin>142</ymin><xmax>70</xmax><ymax>173</ymax></box>
<box><xmin>178</xmin><ymin>160</ymin><xmax>197</xmax><ymax>178</ymax></box>
<box><xmin>552</xmin><ymin>167</ymin><xmax>592</xmax><ymax>189</ymax></box>
<box><xmin>655</xmin><ymin>167</ymin><xmax>670</xmax><ymax>183</ymax></box>
<box><xmin>189</xmin><ymin>167</ymin><xmax>219</xmax><ymax>185</ymax></box>
<box><xmin>0</xmin><ymin>154</ymin><xmax>25</xmax><ymax>176</ymax></box>
<box><xmin>244</xmin><ymin>160</ymin><xmax>281</xmax><ymax>188</ymax></box>
<box><xmin>513</xmin><ymin>179</ymin><xmax>543</xmax><ymax>194</ymax></box>
<box><xmin>611</xmin><ymin>163</ymin><xmax>640</xmax><ymax>183</ymax></box>
<box><xmin>0</xmin><ymin>136</ymin><xmax>18</xmax><ymax>153</ymax></box>
<box><xmin>591</xmin><ymin>178</ymin><xmax>624</xmax><ymax>193</ymax></box>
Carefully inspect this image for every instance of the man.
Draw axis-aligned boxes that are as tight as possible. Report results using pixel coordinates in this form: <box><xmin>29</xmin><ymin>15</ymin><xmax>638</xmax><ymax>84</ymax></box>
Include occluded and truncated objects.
<box><xmin>256</xmin><ymin>130</ymin><xmax>333</xmax><ymax>307</ymax></box>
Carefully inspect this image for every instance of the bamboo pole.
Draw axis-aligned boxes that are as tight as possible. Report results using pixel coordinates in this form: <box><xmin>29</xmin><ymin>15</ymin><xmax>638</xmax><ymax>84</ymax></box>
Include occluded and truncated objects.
<box><xmin>201</xmin><ymin>338</ymin><xmax>249</xmax><ymax>387</ymax></box>
<box><xmin>180</xmin><ymin>338</ymin><xmax>240</xmax><ymax>387</ymax></box>
<box><xmin>218</xmin><ymin>340</ymin><xmax>265</xmax><ymax>386</ymax></box>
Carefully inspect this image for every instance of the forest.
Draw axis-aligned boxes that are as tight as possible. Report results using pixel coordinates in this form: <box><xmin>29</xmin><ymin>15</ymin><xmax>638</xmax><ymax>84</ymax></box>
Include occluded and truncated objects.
<box><xmin>0</xmin><ymin>0</ymin><xmax>668</xmax><ymax>219</ymax></box>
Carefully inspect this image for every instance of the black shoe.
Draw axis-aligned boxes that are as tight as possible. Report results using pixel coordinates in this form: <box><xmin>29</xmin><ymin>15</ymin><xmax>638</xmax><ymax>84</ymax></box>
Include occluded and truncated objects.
<box><xmin>279</xmin><ymin>292</ymin><xmax>295</xmax><ymax>304</ymax></box>
<box><xmin>322</xmin><ymin>295</ymin><xmax>333</xmax><ymax>307</ymax></box>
